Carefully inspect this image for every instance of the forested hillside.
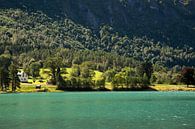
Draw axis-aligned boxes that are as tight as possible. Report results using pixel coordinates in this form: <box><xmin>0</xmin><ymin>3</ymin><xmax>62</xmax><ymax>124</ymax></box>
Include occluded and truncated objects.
<box><xmin>1</xmin><ymin>0</ymin><xmax>195</xmax><ymax>47</ymax></box>
<box><xmin>0</xmin><ymin>9</ymin><xmax>194</xmax><ymax>67</ymax></box>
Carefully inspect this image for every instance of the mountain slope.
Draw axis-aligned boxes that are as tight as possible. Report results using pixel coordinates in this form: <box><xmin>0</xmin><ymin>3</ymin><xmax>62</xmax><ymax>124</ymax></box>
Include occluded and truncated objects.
<box><xmin>1</xmin><ymin>0</ymin><xmax>195</xmax><ymax>47</ymax></box>
<box><xmin>0</xmin><ymin>9</ymin><xmax>195</xmax><ymax>67</ymax></box>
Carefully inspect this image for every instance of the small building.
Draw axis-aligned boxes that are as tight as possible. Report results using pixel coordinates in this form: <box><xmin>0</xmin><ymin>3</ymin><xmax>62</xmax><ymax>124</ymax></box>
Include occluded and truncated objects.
<box><xmin>17</xmin><ymin>71</ymin><xmax>28</xmax><ymax>83</ymax></box>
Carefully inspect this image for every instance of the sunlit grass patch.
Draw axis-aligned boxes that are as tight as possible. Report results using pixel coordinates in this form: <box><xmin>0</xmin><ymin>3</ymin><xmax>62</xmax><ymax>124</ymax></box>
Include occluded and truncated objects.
<box><xmin>18</xmin><ymin>83</ymin><xmax>61</xmax><ymax>93</ymax></box>
<box><xmin>152</xmin><ymin>84</ymin><xmax>195</xmax><ymax>91</ymax></box>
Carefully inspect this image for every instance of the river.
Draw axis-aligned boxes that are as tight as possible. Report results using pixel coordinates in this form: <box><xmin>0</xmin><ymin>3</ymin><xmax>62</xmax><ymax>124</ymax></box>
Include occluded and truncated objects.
<box><xmin>0</xmin><ymin>92</ymin><xmax>195</xmax><ymax>129</ymax></box>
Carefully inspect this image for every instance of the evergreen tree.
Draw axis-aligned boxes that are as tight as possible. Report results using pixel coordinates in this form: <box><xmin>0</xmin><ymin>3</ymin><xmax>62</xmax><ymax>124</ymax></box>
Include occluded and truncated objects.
<box><xmin>56</xmin><ymin>67</ymin><xmax>66</xmax><ymax>90</ymax></box>
<box><xmin>0</xmin><ymin>54</ymin><xmax>11</xmax><ymax>91</ymax></box>
<box><xmin>9</xmin><ymin>63</ymin><xmax>20</xmax><ymax>92</ymax></box>
<box><xmin>137</xmin><ymin>61</ymin><xmax>153</xmax><ymax>82</ymax></box>
<box><xmin>141</xmin><ymin>73</ymin><xmax>150</xmax><ymax>88</ymax></box>
<box><xmin>0</xmin><ymin>68</ymin><xmax>4</xmax><ymax>91</ymax></box>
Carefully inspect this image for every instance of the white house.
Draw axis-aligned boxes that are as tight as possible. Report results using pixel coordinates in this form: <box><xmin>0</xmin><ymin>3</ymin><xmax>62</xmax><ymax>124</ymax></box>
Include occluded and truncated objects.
<box><xmin>17</xmin><ymin>71</ymin><xmax>28</xmax><ymax>83</ymax></box>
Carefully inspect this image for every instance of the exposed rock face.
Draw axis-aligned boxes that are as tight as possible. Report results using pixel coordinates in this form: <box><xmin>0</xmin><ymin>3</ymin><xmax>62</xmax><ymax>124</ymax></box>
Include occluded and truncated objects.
<box><xmin>1</xmin><ymin>0</ymin><xmax>195</xmax><ymax>47</ymax></box>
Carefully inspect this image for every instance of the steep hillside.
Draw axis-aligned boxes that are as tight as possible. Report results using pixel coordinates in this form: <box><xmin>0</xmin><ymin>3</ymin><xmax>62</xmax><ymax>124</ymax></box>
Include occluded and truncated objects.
<box><xmin>0</xmin><ymin>9</ymin><xmax>195</xmax><ymax>67</ymax></box>
<box><xmin>1</xmin><ymin>0</ymin><xmax>195</xmax><ymax>47</ymax></box>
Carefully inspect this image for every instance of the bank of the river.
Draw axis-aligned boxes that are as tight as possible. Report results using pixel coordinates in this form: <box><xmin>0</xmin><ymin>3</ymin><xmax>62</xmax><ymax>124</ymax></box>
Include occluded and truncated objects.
<box><xmin>0</xmin><ymin>83</ymin><xmax>195</xmax><ymax>94</ymax></box>
<box><xmin>0</xmin><ymin>83</ymin><xmax>61</xmax><ymax>94</ymax></box>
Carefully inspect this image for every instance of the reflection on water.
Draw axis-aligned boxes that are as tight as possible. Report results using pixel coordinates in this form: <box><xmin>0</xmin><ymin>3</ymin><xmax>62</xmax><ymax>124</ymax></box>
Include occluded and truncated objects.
<box><xmin>0</xmin><ymin>92</ymin><xmax>195</xmax><ymax>129</ymax></box>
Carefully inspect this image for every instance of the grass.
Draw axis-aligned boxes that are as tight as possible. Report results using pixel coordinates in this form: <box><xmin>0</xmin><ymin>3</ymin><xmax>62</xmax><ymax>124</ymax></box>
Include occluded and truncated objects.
<box><xmin>16</xmin><ymin>83</ymin><xmax>195</xmax><ymax>93</ymax></box>
<box><xmin>17</xmin><ymin>83</ymin><xmax>61</xmax><ymax>93</ymax></box>
<box><xmin>151</xmin><ymin>84</ymin><xmax>195</xmax><ymax>91</ymax></box>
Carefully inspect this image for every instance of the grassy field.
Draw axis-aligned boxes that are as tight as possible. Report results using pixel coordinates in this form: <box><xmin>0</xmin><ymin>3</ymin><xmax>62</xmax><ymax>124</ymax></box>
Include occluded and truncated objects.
<box><xmin>151</xmin><ymin>84</ymin><xmax>195</xmax><ymax>91</ymax></box>
<box><xmin>17</xmin><ymin>83</ymin><xmax>61</xmax><ymax>93</ymax></box>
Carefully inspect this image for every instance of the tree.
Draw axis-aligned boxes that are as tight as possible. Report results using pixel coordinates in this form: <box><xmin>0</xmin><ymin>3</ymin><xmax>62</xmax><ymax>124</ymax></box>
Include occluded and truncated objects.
<box><xmin>112</xmin><ymin>73</ymin><xmax>125</xmax><ymax>89</ymax></box>
<box><xmin>80</xmin><ymin>78</ymin><xmax>93</xmax><ymax>89</ymax></box>
<box><xmin>80</xmin><ymin>65</ymin><xmax>95</xmax><ymax>79</ymax></box>
<box><xmin>0</xmin><ymin>67</ymin><xmax>4</xmax><ymax>91</ymax></box>
<box><xmin>0</xmin><ymin>54</ymin><xmax>11</xmax><ymax>91</ymax></box>
<box><xmin>29</xmin><ymin>62</ymin><xmax>41</xmax><ymax>82</ymax></box>
<box><xmin>141</xmin><ymin>73</ymin><xmax>150</xmax><ymax>88</ymax></box>
<box><xmin>137</xmin><ymin>61</ymin><xmax>153</xmax><ymax>83</ymax></box>
<box><xmin>150</xmin><ymin>74</ymin><xmax>157</xmax><ymax>84</ymax></box>
<box><xmin>70</xmin><ymin>65</ymin><xmax>81</xmax><ymax>78</ymax></box>
<box><xmin>127</xmin><ymin>77</ymin><xmax>139</xmax><ymax>89</ymax></box>
<box><xmin>44</xmin><ymin>57</ymin><xmax>62</xmax><ymax>85</ymax></box>
<box><xmin>1</xmin><ymin>70</ymin><xmax>10</xmax><ymax>91</ymax></box>
<box><xmin>56</xmin><ymin>67</ymin><xmax>66</xmax><ymax>90</ymax></box>
<box><xmin>23</xmin><ymin>58</ymin><xmax>36</xmax><ymax>76</ymax></box>
<box><xmin>9</xmin><ymin>63</ymin><xmax>20</xmax><ymax>92</ymax></box>
<box><xmin>69</xmin><ymin>77</ymin><xmax>79</xmax><ymax>88</ymax></box>
<box><xmin>104</xmin><ymin>69</ymin><xmax>117</xmax><ymax>82</ymax></box>
<box><xmin>95</xmin><ymin>78</ymin><xmax>106</xmax><ymax>89</ymax></box>
<box><xmin>180</xmin><ymin>67</ymin><xmax>195</xmax><ymax>87</ymax></box>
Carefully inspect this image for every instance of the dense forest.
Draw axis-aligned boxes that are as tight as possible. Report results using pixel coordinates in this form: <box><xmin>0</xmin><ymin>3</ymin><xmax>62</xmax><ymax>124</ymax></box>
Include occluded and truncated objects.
<box><xmin>0</xmin><ymin>9</ymin><xmax>195</xmax><ymax>67</ymax></box>
<box><xmin>0</xmin><ymin>0</ymin><xmax>195</xmax><ymax>92</ymax></box>
<box><xmin>1</xmin><ymin>0</ymin><xmax>195</xmax><ymax>47</ymax></box>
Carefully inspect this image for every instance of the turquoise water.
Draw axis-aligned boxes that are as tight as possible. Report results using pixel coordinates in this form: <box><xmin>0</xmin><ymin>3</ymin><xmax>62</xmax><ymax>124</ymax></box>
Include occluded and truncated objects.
<box><xmin>0</xmin><ymin>92</ymin><xmax>195</xmax><ymax>129</ymax></box>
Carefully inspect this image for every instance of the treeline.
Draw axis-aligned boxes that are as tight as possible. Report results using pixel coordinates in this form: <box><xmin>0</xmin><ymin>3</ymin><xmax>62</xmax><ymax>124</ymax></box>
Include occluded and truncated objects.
<box><xmin>0</xmin><ymin>54</ymin><xmax>20</xmax><ymax>92</ymax></box>
<box><xmin>17</xmin><ymin>48</ymin><xmax>138</xmax><ymax>72</ymax></box>
<box><xmin>0</xmin><ymin>50</ymin><xmax>195</xmax><ymax>92</ymax></box>
<box><xmin>0</xmin><ymin>9</ymin><xmax>195</xmax><ymax>67</ymax></box>
<box><xmin>56</xmin><ymin>64</ymin><xmax>107</xmax><ymax>91</ymax></box>
<box><xmin>32</xmin><ymin>56</ymin><xmax>195</xmax><ymax>91</ymax></box>
<box><xmin>42</xmin><ymin>57</ymin><xmax>153</xmax><ymax>91</ymax></box>
<box><xmin>107</xmin><ymin>62</ymin><xmax>153</xmax><ymax>90</ymax></box>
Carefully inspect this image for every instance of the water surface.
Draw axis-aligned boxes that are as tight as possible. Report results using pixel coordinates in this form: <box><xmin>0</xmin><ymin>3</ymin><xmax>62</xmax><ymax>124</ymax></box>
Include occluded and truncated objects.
<box><xmin>0</xmin><ymin>92</ymin><xmax>195</xmax><ymax>129</ymax></box>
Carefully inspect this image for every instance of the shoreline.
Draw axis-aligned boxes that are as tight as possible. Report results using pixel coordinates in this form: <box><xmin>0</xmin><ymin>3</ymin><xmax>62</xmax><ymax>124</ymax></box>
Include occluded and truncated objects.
<box><xmin>1</xmin><ymin>86</ymin><xmax>195</xmax><ymax>94</ymax></box>
<box><xmin>0</xmin><ymin>83</ymin><xmax>195</xmax><ymax>94</ymax></box>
